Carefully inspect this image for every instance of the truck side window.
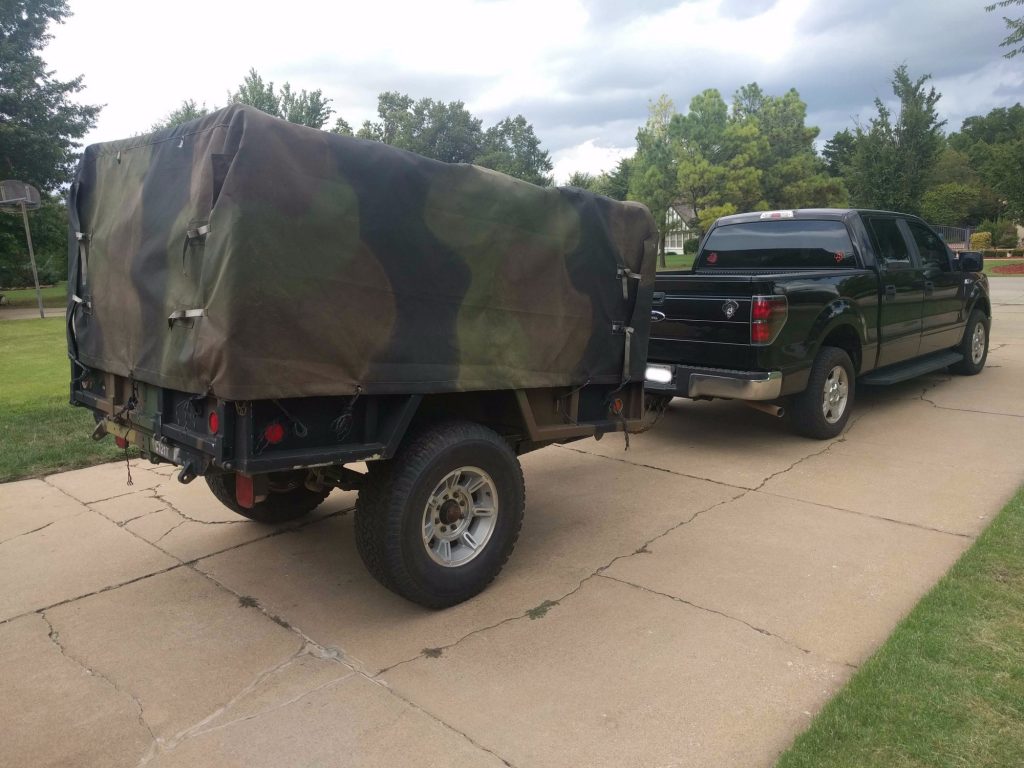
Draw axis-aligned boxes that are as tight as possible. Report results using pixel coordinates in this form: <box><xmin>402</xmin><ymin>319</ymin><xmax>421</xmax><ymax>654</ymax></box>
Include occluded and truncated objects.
<box><xmin>906</xmin><ymin>221</ymin><xmax>952</xmax><ymax>273</ymax></box>
<box><xmin>866</xmin><ymin>218</ymin><xmax>912</xmax><ymax>269</ymax></box>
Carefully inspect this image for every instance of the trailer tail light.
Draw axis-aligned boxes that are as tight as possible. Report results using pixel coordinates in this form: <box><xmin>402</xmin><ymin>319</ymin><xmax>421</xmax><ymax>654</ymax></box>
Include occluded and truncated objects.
<box><xmin>263</xmin><ymin>421</ymin><xmax>286</xmax><ymax>445</ymax></box>
<box><xmin>750</xmin><ymin>295</ymin><xmax>787</xmax><ymax>345</ymax></box>
<box><xmin>208</xmin><ymin>411</ymin><xmax>220</xmax><ymax>435</ymax></box>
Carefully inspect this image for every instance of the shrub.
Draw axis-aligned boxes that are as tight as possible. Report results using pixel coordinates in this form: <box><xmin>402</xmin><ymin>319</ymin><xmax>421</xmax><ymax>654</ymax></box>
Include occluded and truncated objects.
<box><xmin>970</xmin><ymin>231</ymin><xmax>993</xmax><ymax>250</ymax></box>
<box><xmin>682</xmin><ymin>236</ymin><xmax>700</xmax><ymax>254</ymax></box>
<box><xmin>977</xmin><ymin>218</ymin><xmax>1019</xmax><ymax>249</ymax></box>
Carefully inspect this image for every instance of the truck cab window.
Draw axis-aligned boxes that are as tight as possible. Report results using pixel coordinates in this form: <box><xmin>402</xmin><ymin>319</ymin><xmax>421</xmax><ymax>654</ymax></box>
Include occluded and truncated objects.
<box><xmin>906</xmin><ymin>221</ymin><xmax>952</xmax><ymax>273</ymax></box>
<box><xmin>865</xmin><ymin>218</ymin><xmax>913</xmax><ymax>269</ymax></box>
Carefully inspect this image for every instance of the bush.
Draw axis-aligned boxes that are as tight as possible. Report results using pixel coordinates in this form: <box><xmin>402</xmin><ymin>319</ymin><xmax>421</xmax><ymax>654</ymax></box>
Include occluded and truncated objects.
<box><xmin>977</xmin><ymin>218</ymin><xmax>1019</xmax><ymax>249</ymax></box>
<box><xmin>682</xmin><ymin>236</ymin><xmax>700</xmax><ymax>254</ymax></box>
<box><xmin>970</xmin><ymin>231</ymin><xmax>993</xmax><ymax>250</ymax></box>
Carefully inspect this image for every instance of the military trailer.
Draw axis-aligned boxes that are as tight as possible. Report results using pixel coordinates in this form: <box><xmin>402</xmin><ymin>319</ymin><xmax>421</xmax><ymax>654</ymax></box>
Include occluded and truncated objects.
<box><xmin>67</xmin><ymin>105</ymin><xmax>657</xmax><ymax>607</ymax></box>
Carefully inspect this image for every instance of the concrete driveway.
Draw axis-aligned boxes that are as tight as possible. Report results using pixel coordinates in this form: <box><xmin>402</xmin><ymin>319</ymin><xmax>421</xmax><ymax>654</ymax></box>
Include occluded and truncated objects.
<box><xmin>4</xmin><ymin>278</ymin><xmax>1023</xmax><ymax>768</ymax></box>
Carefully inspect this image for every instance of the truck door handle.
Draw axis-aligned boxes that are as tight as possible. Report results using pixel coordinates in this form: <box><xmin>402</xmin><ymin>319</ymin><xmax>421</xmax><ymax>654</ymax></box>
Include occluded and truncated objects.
<box><xmin>924</xmin><ymin>281</ymin><xmax>935</xmax><ymax>295</ymax></box>
<box><xmin>884</xmin><ymin>284</ymin><xmax>897</xmax><ymax>299</ymax></box>
<box><xmin>651</xmin><ymin>310</ymin><xmax>666</xmax><ymax>323</ymax></box>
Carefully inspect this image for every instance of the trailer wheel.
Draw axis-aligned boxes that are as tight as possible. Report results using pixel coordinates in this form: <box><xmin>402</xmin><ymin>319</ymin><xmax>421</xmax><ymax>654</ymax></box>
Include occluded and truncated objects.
<box><xmin>789</xmin><ymin>346</ymin><xmax>855</xmax><ymax>440</ymax></box>
<box><xmin>355</xmin><ymin>421</ymin><xmax>525</xmax><ymax>608</ymax></box>
<box><xmin>205</xmin><ymin>471</ymin><xmax>329</xmax><ymax>524</ymax></box>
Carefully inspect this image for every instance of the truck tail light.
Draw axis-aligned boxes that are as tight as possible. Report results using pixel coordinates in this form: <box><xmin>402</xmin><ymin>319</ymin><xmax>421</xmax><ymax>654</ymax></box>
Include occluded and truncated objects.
<box><xmin>750</xmin><ymin>295</ymin><xmax>787</xmax><ymax>345</ymax></box>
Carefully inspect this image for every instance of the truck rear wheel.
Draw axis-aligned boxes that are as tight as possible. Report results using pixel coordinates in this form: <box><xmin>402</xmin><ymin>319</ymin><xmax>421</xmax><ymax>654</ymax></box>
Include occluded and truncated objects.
<box><xmin>789</xmin><ymin>346</ymin><xmax>855</xmax><ymax>440</ymax></box>
<box><xmin>205</xmin><ymin>471</ymin><xmax>329</xmax><ymax>524</ymax></box>
<box><xmin>354</xmin><ymin>421</ymin><xmax>525</xmax><ymax>608</ymax></box>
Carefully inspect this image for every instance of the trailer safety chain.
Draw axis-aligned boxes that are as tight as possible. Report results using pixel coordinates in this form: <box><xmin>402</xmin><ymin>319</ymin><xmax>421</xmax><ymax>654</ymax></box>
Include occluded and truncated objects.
<box><xmin>556</xmin><ymin>378</ymin><xmax>591</xmax><ymax>427</ymax></box>
<box><xmin>110</xmin><ymin>381</ymin><xmax>139</xmax><ymax>487</ymax></box>
<box><xmin>330</xmin><ymin>387</ymin><xmax>362</xmax><ymax>441</ymax></box>
<box><xmin>272</xmin><ymin>399</ymin><xmax>309</xmax><ymax>438</ymax></box>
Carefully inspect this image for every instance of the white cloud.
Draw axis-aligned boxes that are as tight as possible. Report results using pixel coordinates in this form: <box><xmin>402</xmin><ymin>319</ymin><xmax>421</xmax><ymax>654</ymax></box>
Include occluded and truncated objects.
<box><xmin>552</xmin><ymin>140</ymin><xmax>633</xmax><ymax>183</ymax></box>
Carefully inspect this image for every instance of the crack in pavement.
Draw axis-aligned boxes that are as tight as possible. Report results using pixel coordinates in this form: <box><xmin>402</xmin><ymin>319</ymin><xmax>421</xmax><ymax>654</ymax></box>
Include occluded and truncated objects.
<box><xmin>377</xmin><ymin>491</ymin><xmax>746</xmax><ymax>676</ymax></box>
<box><xmin>598</xmin><ymin>574</ymin><xmax>860</xmax><ymax>671</ymax></box>
<box><xmin>555</xmin><ymin>444</ymin><xmax>750</xmax><ymax>491</ymax></box>
<box><xmin>41</xmin><ymin>611</ymin><xmax>158</xmax><ymax>748</ymax></box>
<box><xmin>0</xmin><ymin>520</ymin><xmax>55</xmax><ymax>546</ymax></box>
<box><xmin>755</xmin><ymin>489</ymin><xmax>977</xmax><ymax>540</ymax></box>
<box><xmin>753</xmin><ymin>418</ymin><xmax>860</xmax><ymax>492</ymax></box>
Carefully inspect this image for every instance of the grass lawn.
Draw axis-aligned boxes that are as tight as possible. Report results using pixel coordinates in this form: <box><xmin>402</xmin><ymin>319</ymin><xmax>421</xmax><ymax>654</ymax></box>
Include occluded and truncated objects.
<box><xmin>658</xmin><ymin>252</ymin><xmax>696</xmax><ymax>271</ymax></box>
<box><xmin>0</xmin><ymin>281</ymin><xmax>68</xmax><ymax>308</ymax></box>
<box><xmin>984</xmin><ymin>258</ymin><xmax>1024</xmax><ymax>277</ymax></box>
<box><xmin>0</xmin><ymin>317</ymin><xmax>123</xmax><ymax>482</ymax></box>
<box><xmin>777</xmin><ymin>486</ymin><xmax>1024</xmax><ymax>768</ymax></box>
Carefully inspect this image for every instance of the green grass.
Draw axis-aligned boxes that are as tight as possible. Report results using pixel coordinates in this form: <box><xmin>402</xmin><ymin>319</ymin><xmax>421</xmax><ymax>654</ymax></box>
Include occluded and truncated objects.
<box><xmin>777</xmin><ymin>487</ymin><xmax>1024</xmax><ymax>768</ymax></box>
<box><xmin>0</xmin><ymin>317</ymin><xmax>123</xmax><ymax>482</ymax></box>
<box><xmin>658</xmin><ymin>252</ymin><xmax>696</xmax><ymax>271</ymax></box>
<box><xmin>0</xmin><ymin>281</ymin><xmax>68</xmax><ymax>308</ymax></box>
<box><xmin>984</xmin><ymin>258</ymin><xmax>1024</xmax><ymax>277</ymax></box>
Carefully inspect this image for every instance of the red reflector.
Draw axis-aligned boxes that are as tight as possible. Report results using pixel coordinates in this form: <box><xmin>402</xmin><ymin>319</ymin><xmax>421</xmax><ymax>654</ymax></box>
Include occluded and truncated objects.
<box><xmin>114</xmin><ymin>436</ymin><xmax>128</xmax><ymax>449</ymax></box>
<box><xmin>610</xmin><ymin>398</ymin><xmax>623</xmax><ymax>414</ymax></box>
<box><xmin>208</xmin><ymin>411</ymin><xmax>220</xmax><ymax>434</ymax></box>
<box><xmin>264</xmin><ymin>422</ymin><xmax>286</xmax><ymax>445</ymax></box>
<box><xmin>235</xmin><ymin>474</ymin><xmax>255</xmax><ymax>509</ymax></box>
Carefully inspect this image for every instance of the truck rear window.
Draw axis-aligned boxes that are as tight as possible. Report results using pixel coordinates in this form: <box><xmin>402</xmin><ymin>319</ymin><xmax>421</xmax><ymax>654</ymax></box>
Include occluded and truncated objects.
<box><xmin>698</xmin><ymin>220</ymin><xmax>857</xmax><ymax>270</ymax></box>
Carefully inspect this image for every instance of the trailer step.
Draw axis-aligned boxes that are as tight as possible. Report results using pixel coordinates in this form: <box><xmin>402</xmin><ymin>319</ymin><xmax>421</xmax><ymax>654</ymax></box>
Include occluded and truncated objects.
<box><xmin>861</xmin><ymin>350</ymin><xmax>963</xmax><ymax>386</ymax></box>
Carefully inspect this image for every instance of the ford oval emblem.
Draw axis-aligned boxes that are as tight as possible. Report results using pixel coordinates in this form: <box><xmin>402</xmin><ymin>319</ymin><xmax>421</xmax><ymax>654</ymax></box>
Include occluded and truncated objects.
<box><xmin>722</xmin><ymin>299</ymin><xmax>739</xmax><ymax>319</ymax></box>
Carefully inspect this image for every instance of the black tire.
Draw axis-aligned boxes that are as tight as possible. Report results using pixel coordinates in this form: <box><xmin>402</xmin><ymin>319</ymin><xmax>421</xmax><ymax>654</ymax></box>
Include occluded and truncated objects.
<box><xmin>950</xmin><ymin>309</ymin><xmax>989</xmax><ymax>376</ymax></box>
<box><xmin>354</xmin><ymin>421</ymin><xmax>525</xmax><ymax>609</ymax></box>
<box><xmin>205</xmin><ymin>471</ymin><xmax>329</xmax><ymax>524</ymax></box>
<box><xmin>789</xmin><ymin>346</ymin><xmax>855</xmax><ymax>440</ymax></box>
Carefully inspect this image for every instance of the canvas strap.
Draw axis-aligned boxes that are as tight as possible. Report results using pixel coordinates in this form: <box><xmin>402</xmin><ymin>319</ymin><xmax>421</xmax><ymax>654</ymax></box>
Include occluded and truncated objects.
<box><xmin>167</xmin><ymin>308</ymin><xmax>206</xmax><ymax>327</ymax></box>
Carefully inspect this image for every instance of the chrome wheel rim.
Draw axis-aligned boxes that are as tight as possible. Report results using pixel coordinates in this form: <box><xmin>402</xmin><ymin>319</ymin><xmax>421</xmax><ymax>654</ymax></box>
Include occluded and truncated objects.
<box><xmin>971</xmin><ymin>322</ymin><xmax>986</xmax><ymax>365</ymax></box>
<box><xmin>822</xmin><ymin>365</ymin><xmax>849</xmax><ymax>424</ymax></box>
<box><xmin>422</xmin><ymin>466</ymin><xmax>498</xmax><ymax>567</ymax></box>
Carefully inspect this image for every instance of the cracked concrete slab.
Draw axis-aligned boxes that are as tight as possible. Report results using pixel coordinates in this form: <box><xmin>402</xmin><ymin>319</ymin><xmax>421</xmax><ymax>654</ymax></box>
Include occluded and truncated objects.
<box><xmin>197</xmin><ymin>447</ymin><xmax>739</xmax><ymax>673</ymax></box>
<box><xmin>568</xmin><ymin>398</ymin><xmax>838</xmax><ymax>489</ymax></box>
<box><xmin>45</xmin><ymin>567</ymin><xmax>306</xmax><ymax>741</ymax></box>
<box><xmin>46</xmin><ymin>460</ymin><xmax>165</xmax><ymax>503</ymax></box>
<box><xmin>760</xmin><ymin>439</ymin><xmax>1020</xmax><ymax>536</ymax></box>
<box><xmin>382</xmin><ymin>575</ymin><xmax>849</xmax><ymax>768</ymax></box>
<box><xmin>145</xmin><ymin>673</ymin><xmax>508</xmax><ymax>768</ymax></box>
<box><xmin>0</xmin><ymin>613</ymin><xmax>153</xmax><ymax>768</ymax></box>
<box><xmin>605</xmin><ymin>490</ymin><xmax>971</xmax><ymax>666</ymax></box>
<box><xmin>0</xmin><ymin>477</ymin><xmax>86</xmax><ymax>541</ymax></box>
<box><xmin>90</xmin><ymin>491</ymin><xmax>168</xmax><ymax>524</ymax></box>
<box><xmin>0</xmin><ymin>508</ymin><xmax>176</xmax><ymax>621</ymax></box>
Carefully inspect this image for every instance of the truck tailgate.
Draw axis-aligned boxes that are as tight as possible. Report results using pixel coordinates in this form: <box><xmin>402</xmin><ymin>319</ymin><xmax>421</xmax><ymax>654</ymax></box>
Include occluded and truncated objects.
<box><xmin>649</xmin><ymin>272</ymin><xmax>775</xmax><ymax>370</ymax></box>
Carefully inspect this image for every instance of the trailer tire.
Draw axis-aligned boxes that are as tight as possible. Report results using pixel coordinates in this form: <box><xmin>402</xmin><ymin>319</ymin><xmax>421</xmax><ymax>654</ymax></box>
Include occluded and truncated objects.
<box><xmin>206</xmin><ymin>471</ymin><xmax>329</xmax><ymax>524</ymax></box>
<box><xmin>355</xmin><ymin>421</ymin><xmax>525</xmax><ymax>608</ymax></box>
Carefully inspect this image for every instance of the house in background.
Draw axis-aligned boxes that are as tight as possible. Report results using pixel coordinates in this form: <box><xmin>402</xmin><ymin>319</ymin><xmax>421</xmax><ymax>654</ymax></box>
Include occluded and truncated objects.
<box><xmin>664</xmin><ymin>203</ymin><xmax>697</xmax><ymax>252</ymax></box>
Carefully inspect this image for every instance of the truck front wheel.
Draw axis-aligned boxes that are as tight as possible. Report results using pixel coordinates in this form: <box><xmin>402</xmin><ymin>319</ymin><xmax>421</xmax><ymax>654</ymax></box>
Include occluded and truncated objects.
<box><xmin>355</xmin><ymin>421</ymin><xmax>525</xmax><ymax>608</ymax></box>
<box><xmin>205</xmin><ymin>471</ymin><xmax>329</xmax><ymax>524</ymax></box>
<box><xmin>789</xmin><ymin>346</ymin><xmax>855</xmax><ymax>440</ymax></box>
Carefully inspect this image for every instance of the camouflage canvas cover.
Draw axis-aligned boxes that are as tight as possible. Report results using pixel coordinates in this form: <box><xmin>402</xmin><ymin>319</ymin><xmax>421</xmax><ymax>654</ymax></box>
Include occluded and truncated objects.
<box><xmin>67</xmin><ymin>105</ymin><xmax>657</xmax><ymax>401</ymax></box>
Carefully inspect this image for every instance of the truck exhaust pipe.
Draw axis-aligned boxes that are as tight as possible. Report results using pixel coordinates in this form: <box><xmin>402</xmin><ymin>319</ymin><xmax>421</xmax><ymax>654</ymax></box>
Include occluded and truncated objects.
<box><xmin>743</xmin><ymin>401</ymin><xmax>786</xmax><ymax>418</ymax></box>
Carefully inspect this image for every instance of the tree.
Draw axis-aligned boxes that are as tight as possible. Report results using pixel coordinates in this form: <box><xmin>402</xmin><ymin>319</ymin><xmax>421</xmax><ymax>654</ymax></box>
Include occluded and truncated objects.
<box><xmin>0</xmin><ymin>1</ymin><xmax>100</xmax><ymax>287</ymax></box>
<box><xmin>920</xmin><ymin>183</ymin><xmax>980</xmax><ymax>225</ymax></box>
<box><xmin>0</xmin><ymin>0</ymin><xmax>101</xmax><ymax>193</ymax></box>
<box><xmin>476</xmin><ymin>115</ymin><xmax>553</xmax><ymax>185</ymax></box>
<box><xmin>948</xmin><ymin>104</ymin><xmax>1024</xmax><ymax>220</ymax></box>
<box><xmin>229</xmin><ymin>68</ymin><xmax>282</xmax><ymax>116</ymax></box>
<box><xmin>987</xmin><ymin>0</ymin><xmax>1024</xmax><ymax>58</ymax></box>
<box><xmin>151</xmin><ymin>99</ymin><xmax>210</xmax><ymax>131</ymax></box>
<box><xmin>566</xmin><ymin>171</ymin><xmax>598</xmax><ymax>190</ymax></box>
<box><xmin>330</xmin><ymin>117</ymin><xmax>354</xmax><ymax>136</ymax></box>
<box><xmin>279</xmin><ymin>84</ymin><xmax>333</xmax><ymax>129</ymax></box>
<box><xmin>823</xmin><ymin>129</ymin><xmax>856</xmax><ymax>177</ymax></box>
<box><xmin>596</xmin><ymin>157</ymin><xmax>632</xmax><ymax>200</ymax></box>
<box><xmin>844</xmin><ymin>66</ymin><xmax>945</xmax><ymax>214</ymax></box>
<box><xmin>355</xmin><ymin>92</ymin><xmax>483</xmax><ymax>164</ymax></box>
<box><xmin>628</xmin><ymin>95</ymin><xmax>678</xmax><ymax>264</ymax></box>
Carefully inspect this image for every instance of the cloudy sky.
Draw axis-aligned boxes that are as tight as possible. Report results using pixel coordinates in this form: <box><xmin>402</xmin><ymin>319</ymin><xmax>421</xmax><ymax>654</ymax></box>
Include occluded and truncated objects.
<box><xmin>45</xmin><ymin>0</ymin><xmax>1023</xmax><ymax>182</ymax></box>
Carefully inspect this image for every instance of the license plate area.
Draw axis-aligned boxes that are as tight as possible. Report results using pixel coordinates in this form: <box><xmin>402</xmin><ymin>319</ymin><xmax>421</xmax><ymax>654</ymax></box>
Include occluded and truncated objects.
<box><xmin>149</xmin><ymin>438</ymin><xmax>182</xmax><ymax>465</ymax></box>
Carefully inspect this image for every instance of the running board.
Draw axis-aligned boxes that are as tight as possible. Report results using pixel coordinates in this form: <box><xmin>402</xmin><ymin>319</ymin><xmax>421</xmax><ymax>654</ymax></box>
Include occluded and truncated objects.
<box><xmin>861</xmin><ymin>350</ymin><xmax>963</xmax><ymax>386</ymax></box>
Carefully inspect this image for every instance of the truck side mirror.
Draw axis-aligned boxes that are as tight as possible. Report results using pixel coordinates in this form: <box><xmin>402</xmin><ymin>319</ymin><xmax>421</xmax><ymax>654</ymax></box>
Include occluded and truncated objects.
<box><xmin>958</xmin><ymin>251</ymin><xmax>983</xmax><ymax>273</ymax></box>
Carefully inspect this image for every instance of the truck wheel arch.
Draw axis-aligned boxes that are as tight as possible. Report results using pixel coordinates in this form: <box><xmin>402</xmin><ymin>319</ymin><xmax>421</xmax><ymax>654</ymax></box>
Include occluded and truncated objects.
<box><xmin>816</xmin><ymin>323</ymin><xmax>863</xmax><ymax>375</ymax></box>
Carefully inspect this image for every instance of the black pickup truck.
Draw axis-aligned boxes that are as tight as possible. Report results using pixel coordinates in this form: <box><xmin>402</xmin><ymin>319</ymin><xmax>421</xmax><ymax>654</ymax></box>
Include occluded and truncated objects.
<box><xmin>644</xmin><ymin>209</ymin><xmax>991</xmax><ymax>438</ymax></box>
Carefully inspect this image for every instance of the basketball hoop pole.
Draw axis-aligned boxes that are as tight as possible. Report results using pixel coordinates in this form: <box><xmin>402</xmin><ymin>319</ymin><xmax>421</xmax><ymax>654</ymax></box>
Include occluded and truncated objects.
<box><xmin>20</xmin><ymin>199</ymin><xmax>44</xmax><ymax>319</ymax></box>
